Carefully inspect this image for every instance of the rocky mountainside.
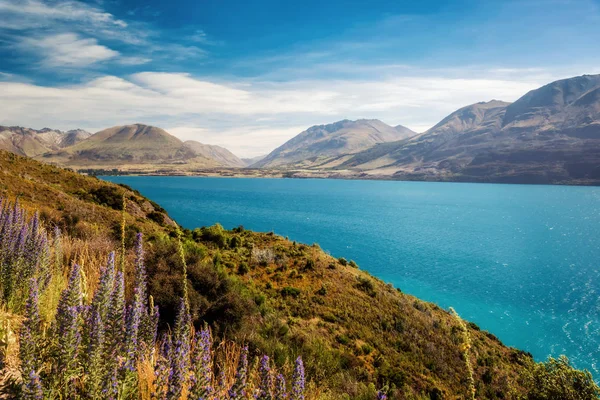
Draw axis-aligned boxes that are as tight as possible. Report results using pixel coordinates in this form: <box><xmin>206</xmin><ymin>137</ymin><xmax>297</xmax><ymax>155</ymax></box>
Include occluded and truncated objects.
<box><xmin>0</xmin><ymin>126</ymin><xmax>91</xmax><ymax>157</ymax></box>
<box><xmin>252</xmin><ymin>119</ymin><xmax>416</xmax><ymax>168</ymax></box>
<box><xmin>184</xmin><ymin>140</ymin><xmax>245</xmax><ymax>167</ymax></box>
<box><xmin>39</xmin><ymin>124</ymin><xmax>230</xmax><ymax>171</ymax></box>
<box><xmin>336</xmin><ymin>74</ymin><xmax>600</xmax><ymax>184</ymax></box>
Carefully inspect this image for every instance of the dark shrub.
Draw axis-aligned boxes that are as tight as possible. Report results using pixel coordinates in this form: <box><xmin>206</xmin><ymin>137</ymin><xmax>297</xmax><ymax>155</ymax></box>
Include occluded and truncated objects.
<box><xmin>89</xmin><ymin>186</ymin><xmax>123</xmax><ymax>210</ymax></box>
<box><xmin>280</xmin><ymin>286</ymin><xmax>301</xmax><ymax>298</ymax></box>
<box><xmin>147</xmin><ymin>211</ymin><xmax>165</xmax><ymax>225</ymax></box>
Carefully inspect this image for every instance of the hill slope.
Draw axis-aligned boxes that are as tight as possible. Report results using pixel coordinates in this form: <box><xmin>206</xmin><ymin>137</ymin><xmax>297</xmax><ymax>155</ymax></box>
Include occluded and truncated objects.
<box><xmin>253</xmin><ymin>119</ymin><xmax>416</xmax><ymax>168</ymax></box>
<box><xmin>0</xmin><ymin>126</ymin><xmax>91</xmax><ymax>157</ymax></box>
<box><xmin>338</xmin><ymin>74</ymin><xmax>600</xmax><ymax>184</ymax></box>
<box><xmin>40</xmin><ymin>124</ymin><xmax>225</xmax><ymax>171</ymax></box>
<box><xmin>184</xmin><ymin>140</ymin><xmax>245</xmax><ymax>167</ymax></box>
<box><xmin>1</xmin><ymin>150</ymin><xmax>597</xmax><ymax>398</ymax></box>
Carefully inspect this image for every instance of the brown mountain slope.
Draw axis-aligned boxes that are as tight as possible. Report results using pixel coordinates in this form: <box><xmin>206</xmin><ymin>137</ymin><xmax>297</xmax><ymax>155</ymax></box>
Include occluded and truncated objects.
<box><xmin>2</xmin><ymin>150</ymin><xmax>594</xmax><ymax>398</ymax></box>
<box><xmin>253</xmin><ymin>119</ymin><xmax>416</xmax><ymax>168</ymax></box>
<box><xmin>0</xmin><ymin>126</ymin><xmax>91</xmax><ymax>157</ymax></box>
<box><xmin>184</xmin><ymin>140</ymin><xmax>245</xmax><ymax>167</ymax></box>
<box><xmin>339</xmin><ymin>74</ymin><xmax>600</xmax><ymax>184</ymax></box>
<box><xmin>39</xmin><ymin>124</ymin><xmax>223</xmax><ymax>171</ymax></box>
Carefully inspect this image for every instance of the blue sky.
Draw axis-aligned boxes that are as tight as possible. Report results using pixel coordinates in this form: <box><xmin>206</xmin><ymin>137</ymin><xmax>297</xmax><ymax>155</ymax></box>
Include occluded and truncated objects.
<box><xmin>1</xmin><ymin>0</ymin><xmax>599</xmax><ymax>156</ymax></box>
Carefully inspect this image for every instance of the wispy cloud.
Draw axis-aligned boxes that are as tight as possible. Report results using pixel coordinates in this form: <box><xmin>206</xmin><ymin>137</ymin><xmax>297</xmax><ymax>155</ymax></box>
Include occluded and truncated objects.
<box><xmin>0</xmin><ymin>0</ymin><xmax>127</xmax><ymax>30</ymax></box>
<box><xmin>21</xmin><ymin>33</ymin><xmax>119</xmax><ymax>67</ymax></box>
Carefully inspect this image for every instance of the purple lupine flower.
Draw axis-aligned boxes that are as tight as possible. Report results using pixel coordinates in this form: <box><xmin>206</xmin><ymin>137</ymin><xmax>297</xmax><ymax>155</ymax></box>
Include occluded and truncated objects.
<box><xmin>127</xmin><ymin>233</ymin><xmax>151</xmax><ymax>364</ymax></box>
<box><xmin>106</xmin><ymin>271</ymin><xmax>126</xmax><ymax>361</ymax></box>
<box><xmin>54</xmin><ymin>264</ymin><xmax>83</xmax><ymax>377</ymax></box>
<box><xmin>274</xmin><ymin>374</ymin><xmax>287</xmax><ymax>400</ymax></box>
<box><xmin>91</xmin><ymin>252</ymin><xmax>115</xmax><ymax>321</ymax></box>
<box><xmin>56</xmin><ymin>305</ymin><xmax>81</xmax><ymax>377</ymax></box>
<box><xmin>290</xmin><ymin>357</ymin><xmax>305</xmax><ymax>400</ymax></box>
<box><xmin>190</xmin><ymin>327</ymin><xmax>213</xmax><ymax>399</ymax></box>
<box><xmin>124</xmin><ymin>301</ymin><xmax>141</xmax><ymax>370</ymax></box>
<box><xmin>86</xmin><ymin>308</ymin><xmax>105</xmax><ymax>397</ymax></box>
<box><xmin>19</xmin><ymin>279</ymin><xmax>42</xmax><ymax>375</ymax></box>
<box><xmin>167</xmin><ymin>298</ymin><xmax>191</xmax><ymax>400</ymax></box>
<box><xmin>22</xmin><ymin>369</ymin><xmax>43</xmax><ymax>400</ymax></box>
<box><xmin>377</xmin><ymin>391</ymin><xmax>388</xmax><ymax>400</ymax></box>
<box><xmin>228</xmin><ymin>345</ymin><xmax>249</xmax><ymax>399</ymax></box>
<box><xmin>102</xmin><ymin>350</ymin><xmax>119</xmax><ymax>400</ymax></box>
<box><xmin>153</xmin><ymin>336</ymin><xmax>172</xmax><ymax>400</ymax></box>
<box><xmin>256</xmin><ymin>355</ymin><xmax>273</xmax><ymax>400</ymax></box>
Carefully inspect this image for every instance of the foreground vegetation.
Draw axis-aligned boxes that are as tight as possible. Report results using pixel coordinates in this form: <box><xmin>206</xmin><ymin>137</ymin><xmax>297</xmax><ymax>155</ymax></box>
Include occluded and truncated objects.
<box><xmin>0</xmin><ymin>199</ymin><xmax>306</xmax><ymax>399</ymax></box>
<box><xmin>1</xmin><ymin>150</ymin><xmax>599</xmax><ymax>399</ymax></box>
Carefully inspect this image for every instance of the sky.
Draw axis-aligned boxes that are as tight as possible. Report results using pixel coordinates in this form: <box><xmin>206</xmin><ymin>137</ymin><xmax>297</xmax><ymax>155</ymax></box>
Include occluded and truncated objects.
<box><xmin>0</xmin><ymin>0</ymin><xmax>599</xmax><ymax>157</ymax></box>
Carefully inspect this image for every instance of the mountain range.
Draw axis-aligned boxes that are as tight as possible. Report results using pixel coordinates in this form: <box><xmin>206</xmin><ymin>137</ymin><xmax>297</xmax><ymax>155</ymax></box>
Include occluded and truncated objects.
<box><xmin>251</xmin><ymin>74</ymin><xmax>600</xmax><ymax>184</ymax></box>
<box><xmin>0</xmin><ymin>124</ymin><xmax>247</xmax><ymax>170</ymax></box>
<box><xmin>252</xmin><ymin>119</ymin><xmax>415</xmax><ymax>168</ymax></box>
<box><xmin>0</xmin><ymin>126</ymin><xmax>91</xmax><ymax>157</ymax></box>
<box><xmin>2</xmin><ymin>73</ymin><xmax>600</xmax><ymax>184</ymax></box>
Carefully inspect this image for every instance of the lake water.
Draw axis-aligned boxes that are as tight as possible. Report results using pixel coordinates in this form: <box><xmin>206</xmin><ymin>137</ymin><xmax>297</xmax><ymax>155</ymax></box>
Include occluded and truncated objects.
<box><xmin>103</xmin><ymin>176</ymin><xmax>600</xmax><ymax>376</ymax></box>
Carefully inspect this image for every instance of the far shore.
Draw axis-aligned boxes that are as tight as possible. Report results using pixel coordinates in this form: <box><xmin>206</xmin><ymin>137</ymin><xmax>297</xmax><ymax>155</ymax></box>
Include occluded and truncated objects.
<box><xmin>86</xmin><ymin>167</ymin><xmax>600</xmax><ymax>187</ymax></box>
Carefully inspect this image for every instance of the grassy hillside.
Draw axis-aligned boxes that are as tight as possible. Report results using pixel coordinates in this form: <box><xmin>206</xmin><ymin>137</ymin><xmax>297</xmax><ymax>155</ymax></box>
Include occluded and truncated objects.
<box><xmin>0</xmin><ymin>150</ymin><xmax>597</xmax><ymax>399</ymax></box>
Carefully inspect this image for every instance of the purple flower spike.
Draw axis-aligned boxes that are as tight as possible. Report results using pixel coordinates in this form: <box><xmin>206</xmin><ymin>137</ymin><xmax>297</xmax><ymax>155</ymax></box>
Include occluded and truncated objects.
<box><xmin>291</xmin><ymin>357</ymin><xmax>305</xmax><ymax>400</ymax></box>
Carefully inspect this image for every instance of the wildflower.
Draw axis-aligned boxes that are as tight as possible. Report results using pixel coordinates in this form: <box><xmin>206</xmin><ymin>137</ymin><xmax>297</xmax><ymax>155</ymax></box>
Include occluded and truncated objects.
<box><xmin>91</xmin><ymin>252</ymin><xmax>115</xmax><ymax>321</ymax></box>
<box><xmin>291</xmin><ymin>357</ymin><xmax>305</xmax><ymax>400</ymax></box>
<box><xmin>20</xmin><ymin>279</ymin><xmax>42</xmax><ymax>375</ymax></box>
<box><xmin>274</xmin><ymin>374</ymin><xmax>287</xmax><ymax>400</ymax></box>
<box><xmin>106</xmin><ymin>271</ymin><xmax>126</xmax><ymax>360</ymax></box>
<box><xmin>55</xmin><ymin>264</ymin><xmax>83</xmax><ymax>377</ymax></box>
<box><xmin>22</xmin><ymin>369</ymin><xmax>43</xmax><ymax>400</ymax></box>
<box><xmin>256</xmin><ymin>355</ymin><xmax>273</xmax><ymax>400</ymax></box>
<box><xmin>228</xmin><ymin>345</ymin><xmax>248</xmax><ymax>399</ymax></box>
<box><xmin>190</xmin><ymin>327</ymin><xmax>213</xmax><ymax>399</ymax></box>
<box><xmin>377</xmin><ymin>391</ymin><xmax>388</xmax><ymax>400</ymax></box>
<box><xmin>168</xmin><ymin>298</ymin><xmax>191</xmax><ymax>400</ymax></box>
<box><xmin>86</xmin><ymin>309</ymin><xmax>105</xmax><ymax>397</ymax></box>
<box><xmin>153</xmin><ymin>335</ymin><xmax>172</xmax><ymax>400</ymax></box>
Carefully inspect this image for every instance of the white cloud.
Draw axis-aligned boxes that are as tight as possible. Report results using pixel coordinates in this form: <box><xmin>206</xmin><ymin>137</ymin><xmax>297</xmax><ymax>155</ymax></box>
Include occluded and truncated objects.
<box><xmin>0</xmin><ymin>67</ymin><xmax>594</xmax><ymax>156</ymax></box>
<box><xmin>0</xmin><ymin>0</ymin><xmax>127</xmax><ymax>30</ymax></box>
<box><xmin>22</xmin><ymin>33</ymin><xmax>119</xmax><ymax>67</ymax></box>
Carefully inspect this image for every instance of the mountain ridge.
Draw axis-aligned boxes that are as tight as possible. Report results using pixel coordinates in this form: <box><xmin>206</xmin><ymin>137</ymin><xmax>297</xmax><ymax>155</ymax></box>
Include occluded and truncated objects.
<box><xmin>252</xmin><ymin>119</ymin><xmax>416</xmax><ymax>168</ymax></box>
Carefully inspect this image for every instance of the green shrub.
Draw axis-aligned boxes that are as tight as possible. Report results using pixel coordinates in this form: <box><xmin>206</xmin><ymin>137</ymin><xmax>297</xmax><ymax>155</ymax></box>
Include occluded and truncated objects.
<box><xmin>147</xmin><ymin>211</ymin><xmax>165</xmax><ymax>225</ymax></box>
<box><xmin>338</xmin><ymin>257</ymin><xmax>348</xmax><ymax>266</ymax></box>
<box><xmin>356</xmin><ymin>276</ymin><xmax>376</xmax><ymax>297</ymax></box>
<box><xmin>523</xmin><ymin>356</ymin><xmax>600</xmax><ymax>400</ymax></box>
<box><xmin>89</xmin><ymin>186</ymin><xmax>123</xmax><ymax>210</ymax></box>
<box><xmin>237</xmin><ymin>262</ymin><xmax>249</xmax><ymax>275</ymax></box>
<box><xmin>280</xmin><ymin>286</ymin><xmax>301</xmax><ymax>298</ymax></box>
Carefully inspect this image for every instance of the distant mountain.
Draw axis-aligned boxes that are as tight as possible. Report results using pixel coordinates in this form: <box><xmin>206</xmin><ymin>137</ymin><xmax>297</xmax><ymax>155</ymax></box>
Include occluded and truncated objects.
<box><xmin>252</xmin><ymin>119</ymin><xmax>416</xmax><ymax>168</ymax></box>
<box><xmin>337</xmin><ymin>74</ymin><xmax>600</xmax><ymax>184</ymax></box>
<box><xmin>0</xmin><ymin>126</ymin><xmax>91</xmax><ymax>157</ymax></box>
<box><xmin>184</xmin><ymin>140</ymin><xmax>245</xmax><ymax>167</ymax></box>
<box><xmin>242</xmin><ymin>154</ymin><xmax>267</xmax><ymax>167</ymax></box>
<box><xmin>39</xmin><ymin>124</ymin><xmax>236</xmax><ymax>171</ymax></box>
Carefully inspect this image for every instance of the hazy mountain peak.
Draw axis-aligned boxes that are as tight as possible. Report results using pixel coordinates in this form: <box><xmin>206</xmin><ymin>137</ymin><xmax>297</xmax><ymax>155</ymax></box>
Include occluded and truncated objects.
<box><xmin>253</xmin><ymin>118</ymin><xmax>415</xmax><ymax>168</ymax></box>
<box><xmin>503</xmin><ymin>74</ymin><xmax>600</xmax><ymax>125</ymax></box>
<box><xmin>183</xmin><ymin>140</ymin><xmax>245</xmax><ymax>167</ymax></box>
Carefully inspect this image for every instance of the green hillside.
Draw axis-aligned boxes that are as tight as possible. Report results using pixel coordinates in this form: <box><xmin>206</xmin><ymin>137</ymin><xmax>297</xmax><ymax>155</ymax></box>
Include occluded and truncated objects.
<box><xmin>0</xmin><ymin>150</ymin><xmax>597</xmax><ymax>399</ymax></box>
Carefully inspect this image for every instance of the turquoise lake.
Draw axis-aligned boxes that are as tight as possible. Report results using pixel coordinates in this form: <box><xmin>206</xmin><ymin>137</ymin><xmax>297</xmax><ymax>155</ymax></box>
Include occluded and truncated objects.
<box><xmin>103</xmin><ymin>176</ymin><xmax>600</xmax><ymax>376</ymax></box>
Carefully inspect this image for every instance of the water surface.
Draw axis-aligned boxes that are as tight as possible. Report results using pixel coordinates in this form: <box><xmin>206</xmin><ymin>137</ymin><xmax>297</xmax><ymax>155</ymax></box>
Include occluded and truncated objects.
<box><xmin>103</xmin><ymin>176</ymin><xmax>600</xmax><ymax>376</ymax></box>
